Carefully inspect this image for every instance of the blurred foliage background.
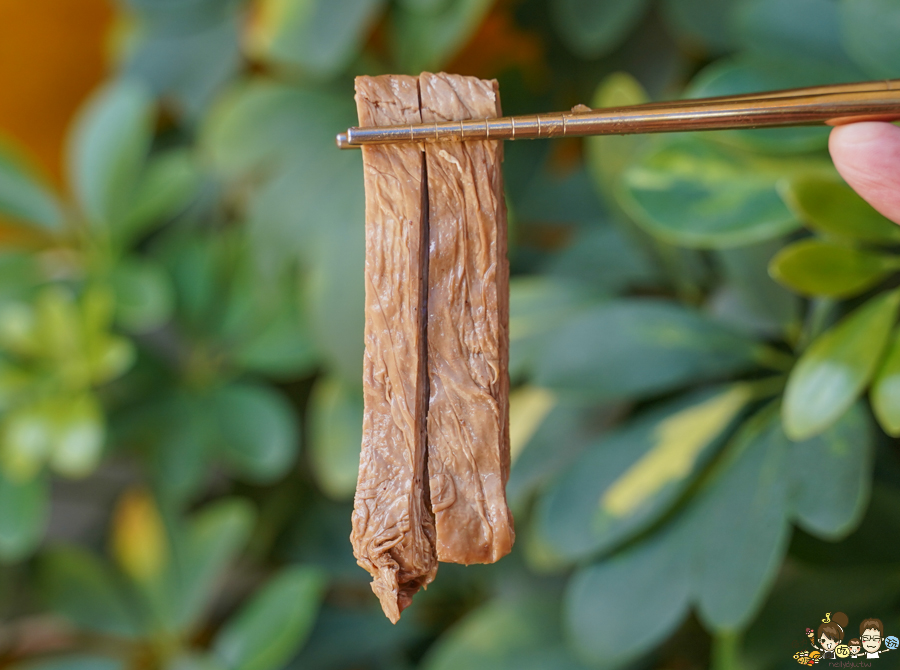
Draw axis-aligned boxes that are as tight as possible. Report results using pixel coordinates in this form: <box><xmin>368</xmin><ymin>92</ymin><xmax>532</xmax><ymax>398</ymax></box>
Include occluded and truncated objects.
<box><xmin>0</xmin><ymin>0</ymin><xmax>899</xmax><ymax>669</ymax></box>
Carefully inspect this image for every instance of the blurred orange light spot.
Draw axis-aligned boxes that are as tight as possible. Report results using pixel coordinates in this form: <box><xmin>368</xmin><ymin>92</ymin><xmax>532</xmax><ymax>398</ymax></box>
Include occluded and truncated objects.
<box><xmin>446</xmin><ymin>6</ymin><xmax>544</xmax><ymax>82</ymax></box>
<box><xmin>0</xmin><ymin>0</ymin><xmax>114</xmax><ymax>188</ymax></box>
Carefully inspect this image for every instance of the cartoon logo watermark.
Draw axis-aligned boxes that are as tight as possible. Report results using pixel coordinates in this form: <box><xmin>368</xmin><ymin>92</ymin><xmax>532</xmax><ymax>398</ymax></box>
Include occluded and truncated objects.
<box><xmin>793</xmin><ymin>612</ymin><xmax>899</xmax><ymax>665</ymax></box>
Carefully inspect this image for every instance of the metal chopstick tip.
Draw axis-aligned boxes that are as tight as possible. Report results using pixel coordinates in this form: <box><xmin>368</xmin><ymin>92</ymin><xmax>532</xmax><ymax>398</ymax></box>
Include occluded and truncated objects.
<box><xmin>336</xmin><ymin>132</ymin><xmax>351</xmax><ymax>149</ymax></box>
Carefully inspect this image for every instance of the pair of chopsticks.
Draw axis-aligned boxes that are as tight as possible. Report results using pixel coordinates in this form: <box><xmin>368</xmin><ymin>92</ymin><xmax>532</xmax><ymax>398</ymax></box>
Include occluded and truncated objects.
<box><xmin>336</xmin><ymin>79</ymin><xmax>900</xmax><ymax>149</ymax></box>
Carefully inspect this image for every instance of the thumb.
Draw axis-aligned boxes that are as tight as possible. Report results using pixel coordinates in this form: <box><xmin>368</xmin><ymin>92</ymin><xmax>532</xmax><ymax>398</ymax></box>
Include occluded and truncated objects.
<box><xmin>829</xmin><ymin>122</ymin><xmax>900</xmax><ymax>225</ymax></box>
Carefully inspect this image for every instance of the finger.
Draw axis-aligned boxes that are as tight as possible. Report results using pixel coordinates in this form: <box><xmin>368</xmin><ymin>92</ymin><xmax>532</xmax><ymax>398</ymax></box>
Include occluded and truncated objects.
<box><xmin>829</xmin><ymin>122</ymin><xmax>900</xmax><ymax>225</ymax></box>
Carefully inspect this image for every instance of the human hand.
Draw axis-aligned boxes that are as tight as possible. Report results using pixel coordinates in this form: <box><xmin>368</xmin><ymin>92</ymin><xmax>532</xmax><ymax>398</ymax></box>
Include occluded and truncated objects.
<box><xmin>829</xmin><ymin>122</ymin><xmax>900</xmax><ymax>225</ymax></box>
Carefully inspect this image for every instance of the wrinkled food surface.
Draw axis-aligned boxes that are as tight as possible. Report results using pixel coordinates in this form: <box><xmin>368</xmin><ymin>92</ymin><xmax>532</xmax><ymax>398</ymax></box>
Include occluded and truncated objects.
<box><xmin>420</xmin><ymin>72</ymin><xmax>514</xmax><ymax>564</ymax></box>
<box><xmin>350</xmin><ymin>74</ymin><xmax>437</xmax><ymax>624</ymax></box>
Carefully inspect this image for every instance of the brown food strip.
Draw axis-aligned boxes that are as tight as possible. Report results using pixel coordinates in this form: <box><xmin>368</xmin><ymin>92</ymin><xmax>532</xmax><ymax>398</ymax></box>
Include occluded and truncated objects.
<box><xmin>350</xmin><ymin>74</ymin><xmax>437</xmax><ymax>623</ymax></box>
<box><xmin>419</xmin><ymin>72</ymin><xmax>514</xmax><ymax>564</ymax></box>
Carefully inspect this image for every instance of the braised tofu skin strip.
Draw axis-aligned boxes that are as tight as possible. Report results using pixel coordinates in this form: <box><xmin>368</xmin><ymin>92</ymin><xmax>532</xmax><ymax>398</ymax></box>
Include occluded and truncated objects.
<box><xmin>350</xmin><ymin>75</ymin><xmax>437</xmax><ymax>624</ymax></box>
<box><xmin>419</xmin><ymin>73</ymin><xmax>514</xmax><ymax>564</ymax></box>
<box><xmin>351</xmin><ymin>72</ymin><xmax>514</xmax><ymax>622</ymax></box>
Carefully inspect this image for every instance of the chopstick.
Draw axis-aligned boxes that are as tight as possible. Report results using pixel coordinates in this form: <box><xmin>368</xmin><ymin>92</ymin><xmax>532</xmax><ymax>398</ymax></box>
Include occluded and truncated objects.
<box><xmin>336</xmin><ymin>79</ymin><xmax>900</xmax><ymax>149</ymax></box>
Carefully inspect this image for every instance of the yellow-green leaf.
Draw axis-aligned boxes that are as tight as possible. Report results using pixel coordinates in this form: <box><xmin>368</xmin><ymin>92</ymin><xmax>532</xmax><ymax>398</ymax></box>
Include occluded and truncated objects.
<box><xmin>783</xmin><ymin>289</ymin><xmax>900</xmax><ymax>440</ymax></box>
<box><xmin>768</xmin><ymin>238</ymin><xmax>899</xmax><ymax>298</ymax></box>
<box><xmin>602</xmin><ymin>384</ymin><xmax>752</xmax><ymax>516</ymax></box>
<box><xmin>110</xmin><ymin>488</ymin><xmax>168</xmax><ymax>584</ymax></box>
<box><xmin>872</xmin><ymin>327</ymin><xmax>900</xmax><ymax>436</ymax></box>
<box><xmin>308</xmin><ymin>376</ymin><xmax>362</xmax><ymax>500</ymax></box>
<box><xmin>0</xmin><ymin>302</ymin><xmax>38</xmax><ymax>356</ymax></box>
<box><xmin>780</xmin><ymin>175</ymin><xmax>900</xmax><ymax>244</ymax></box>
<box><xmin>1</xmin><ymin>404</ymin><xmax>53</xmax><ymax>481</ymax></box>
<box><xmin>538</xmin><ymin>386</ymin><xmax>752</xmax><ymax>561</ymax></box>
<box><xmin>509</xmin><ymin>386</ymin><xmax>556</xmax><ymax>465</ymax></box>
<box><xmin>585</xmin><ymin>72</ymin><xmax>649</xmax><ymax>199</ymax></box>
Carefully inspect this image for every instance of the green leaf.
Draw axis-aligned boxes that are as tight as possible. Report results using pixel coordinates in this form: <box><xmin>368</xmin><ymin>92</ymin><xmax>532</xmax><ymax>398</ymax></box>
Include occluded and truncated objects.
<box><xmin>780</xmin><ymin>174</ymin><xmax>900</xmax><ymax>244</ymax></box>
<box><xmin>202</xmin><ymin>82</ymin><xmax>365</xmax><ymax>383</ymax></box>
<box><xmin>507</xmin><ymin>398</ymin><xmax>594</xmax><ymax>511</ymax></box>
<box><xmin>423</xmin><ymin>598</ymin><xmax>592</xmax><ymax>670</ymax></box>
<box><xmin>0</xmin><ymin>471</ymin><xmax>47</xmax><ymax>561</ymax></box>
<box><xmin>545</xmin><ymin>226</ymin><xmax>659</xmax><ymax>295</ymax></box>
<box><xmin>308</xmin><ymin>376</ymin><xmax>362</xmax><ymax>500</ymax></box>
<box><xmin>839</xmin><ymin>0</ymin><xmax>900</xmax><ymax>79</ymax></box>
<box><xmin>0</xmin><ymin>253</ymin><xmax>41</xmax><ymax>303</ymax></box>
<box><xmin>118</xmin><ymin>149</ymin><xmax>201</xmax><ymax>248</ymax></box>
<box><xmin>508</xmin><ymin>277</ymin><xmax>592</xmax><ymax>379</ymax></box>
<box><xmin>619</xmin><ymin>135</ymin><xmax>802</xmax><ymax>248</ymax></box>
<box><xmin>212</xmin><ymin>384</ymin><xmax>298</xmax><ymax>482</ymax></box>
<box><xmin>124</xmin><ymin>8</ymin><xmax>242</xmax><ymax>120</ymax></box>
<box><xmin>564</xmin><ymin>523</ymin><xmax>691</xmax><ymax>666</ymax></box>
<box><xmin>0</xmin><ymin>147</ymin><xmax>64</xmax><ymax>230</ymax></box>
<box><xmin>732</xmin><ymin>0</ymin><xmax>854</xmax><ymax>67</ymax></box>
<box><xmin>207</xmin><ymin>83</ymin><xmax>361</xmax><ymax>260</ymax></box>
<box><xmin>715</xmin><ymin>239</ymin><xmax>800</xmax><ymax>336</ymax></box>
<box><xmin>110</xmin><ymin>258</ymin><xmax>176</xmax><ymax>333</ymax></box>
<box><xmin>871</xmin><ymin>327</ymin><xmax>900</xmax><ymax>436</ymax></box>
<box><xmin>563</xmin><ymin>401</ymin><xmax>875</xmax><ymax>652</ymax></box>
<box><xmin>306</xmin><ymin>225</ymin><xmax>365</xmax><ymax>385</ymax></box>
<box><xmin>392</xmin><ymin>0</ymin><xmax>494</xmax><ymax>72</ymax></box>
<box><xmin>783</xmin><ymin>289</ymin><xmax>900</xmax><ymax>440</ymax></box>
<box><xmin>533</xmin><ymin>299</ymin><xmax>760</xmax><ymax>401</ymax></box>
<box><xmin>550</xmin><ymin>0</ymin><xmax>650</xmax><ymax>60</ymax></box>
<box><xmin>685</xmin><ymin>56</ymin><xmax>839</xmax><ymax>154</ymax></box>
<box><xmin>247</xmin><ymin>0</ymin><xmax>385</xmax><ymax>77</ymax></box>
<box><xmin>165</xmin><ymin>235</ymin><xmax>219</xmax><ymax>329</ymax></box>
<box><xmin>290</xmin><ymin>603</ymin><xmax>418</xmax><ymax>669</ymax></box>
<box><xmin>203</xmin><ymin>82</ymin><xmax>316</xmax><ymax>179</ymax></box>
<box><xmin>146</xmin><ymin>394</ymin><xmax>215</xmax><ymax>502</ymax></box>
<box><xmin>67</xmin><ymin>80</ymin><xmax>155</xmax><ymax>226</ymax></box>
<box><xmin>39</xmin><ymin>545</ymin><xmax>142</xmax><ymax>637</ymax></box>
<box><xmin>768</xmin><ymin>239</ymin><xmax>898</xmax><ymax>299</ymax></box>
<box><xmin>585</xmin><ymin>72</ymin><xmax>650</xmax><ymax>198</ymax></box>
<box><xmin>788</xmin><ymin>402</ymin><xmax>873</xmax><ymax>539</ymax></box>
<box><xmin>213</xmin><ymin>566</ymin><xmax>326</xmax><ymax>670</ymax></box>
<box><xmin>174</xmin><ymin>498</ymin><xmax>255</xmax><ymax>629</ymax></box>
<box><xmin>689</xmin><ymin>406</ymin><xmax>792</xmax><ymax>631</ymax></box>
<box><xmin>511</xmin><ymin>156</ymin><xmax>606</xmax><ymax>230</ymax></box>
<box><xmin>660</xmin><ymin>0</ymin><xmax>741</xmax><ymax>53</ymax></box>
<box><xmin>231</xmin><ymin>298</ymin><xmax>319</xmax><ymax>378</ymax></box>
<box><xmin>539</xmin><ymin>385</ymin><xmax>752</xmax><ymax>561</ymax></box>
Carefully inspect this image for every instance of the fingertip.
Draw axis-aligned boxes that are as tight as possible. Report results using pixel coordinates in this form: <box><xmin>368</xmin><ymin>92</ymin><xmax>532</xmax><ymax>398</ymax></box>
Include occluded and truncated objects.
<box><xmin>829</xmin><ymin>122</ymin><xmax>900</xmax><ymax>224</ymax></box>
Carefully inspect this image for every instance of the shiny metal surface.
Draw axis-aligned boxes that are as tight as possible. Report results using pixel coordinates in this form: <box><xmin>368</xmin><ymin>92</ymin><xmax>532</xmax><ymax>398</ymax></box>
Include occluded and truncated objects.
<box><xmin>336</xmin><ymin>79</ymin><xmax>900</xmax><ymax>149</ymax></box>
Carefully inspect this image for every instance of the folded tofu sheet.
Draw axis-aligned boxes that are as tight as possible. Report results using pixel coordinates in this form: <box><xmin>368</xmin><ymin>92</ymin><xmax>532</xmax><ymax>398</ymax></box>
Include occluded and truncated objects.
<box><xmin>350</xmin><ymin>72</ymin><xmax>513</xmax><ymax>623</ymax></box>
